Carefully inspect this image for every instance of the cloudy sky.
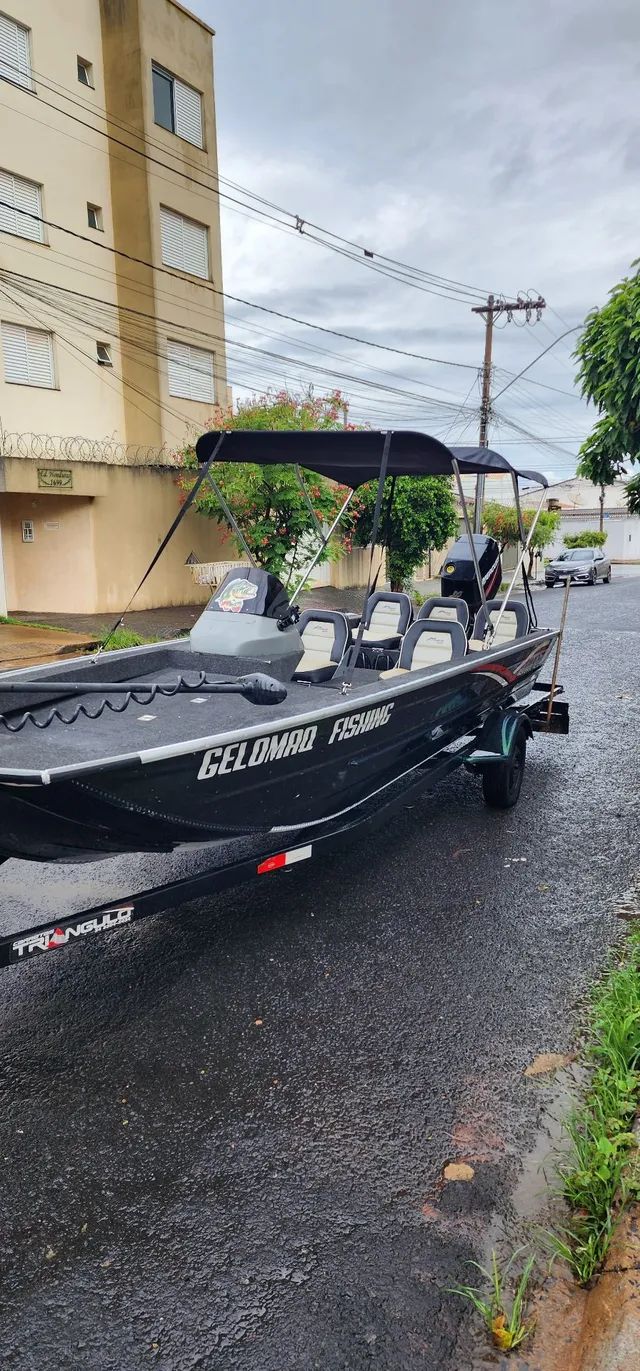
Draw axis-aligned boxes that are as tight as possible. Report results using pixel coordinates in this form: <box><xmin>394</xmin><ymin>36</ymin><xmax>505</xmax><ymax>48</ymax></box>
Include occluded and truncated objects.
<box><xmin>189</xmin><ymin>0</ymin><xmax>639</xmax><ymax>483</ymax></box>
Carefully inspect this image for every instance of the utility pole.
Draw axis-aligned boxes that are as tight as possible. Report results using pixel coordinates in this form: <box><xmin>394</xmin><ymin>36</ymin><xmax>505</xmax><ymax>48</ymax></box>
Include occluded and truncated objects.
<box><xmin>471</xmin><ymin>293</ymin><xmax>546</xmax><ymax>531</ymax></box>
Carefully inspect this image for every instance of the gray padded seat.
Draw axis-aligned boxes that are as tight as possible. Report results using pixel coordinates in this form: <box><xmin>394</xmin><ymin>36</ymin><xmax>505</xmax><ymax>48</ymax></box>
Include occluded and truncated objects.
<box><xmin>380</xmin><ymin>619</ymin><xmax>467</xmax><ymax>678</ymax></box>
<box><xmin>360</xmin><ymin>591</ymin><xmax>412</xmax><ymax>649</ymax></box>
<box><xmin>293</xmin><ymin>610</ymin><xmax>350</xmax><ymax>683</ymax></box>
<box><xmin>417</xmin><ymin>596</ymin><xmax>470</xmax><ymax>631</ymax></box>
<box><xmin>470</xmin><ymin>598</ymin><xmax>530</xmax><ymax>650</ymax></box>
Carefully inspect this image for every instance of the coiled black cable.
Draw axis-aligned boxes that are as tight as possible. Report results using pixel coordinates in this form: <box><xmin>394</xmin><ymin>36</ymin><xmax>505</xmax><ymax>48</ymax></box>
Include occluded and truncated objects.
<box><xmin>0</xmin><ymin>673</ymin><xmax>211</xmax><ymax>734</ymax></box>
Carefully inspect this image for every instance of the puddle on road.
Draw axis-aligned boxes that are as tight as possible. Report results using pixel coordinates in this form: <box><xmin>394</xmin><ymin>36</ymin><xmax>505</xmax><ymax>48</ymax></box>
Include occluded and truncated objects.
<box><xmin>459</xmin><ymin>1064</ymin><xmax>587</xmax><ymax>1371</ymax></box>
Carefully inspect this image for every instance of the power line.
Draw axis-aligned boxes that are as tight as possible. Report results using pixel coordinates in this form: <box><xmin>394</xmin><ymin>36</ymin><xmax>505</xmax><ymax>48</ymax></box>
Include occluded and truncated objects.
<box><xmin>491</xmin><ymin>327</ymin><xmax>581</xmax><ymax>402</ymax></box>
<box><xmin>4</xmin><ymin>271</ymin><xmax>482</xmax><ymax>418</ymax></box>
<box><xmin>0</xmin><ymin>62</ymin><xmax>490</xmax><ymax>303</ymax></box>
<box><xmin>0</xmin><ymin>202</ymin><xmax>492</xmax><ymax>374</ymax></box>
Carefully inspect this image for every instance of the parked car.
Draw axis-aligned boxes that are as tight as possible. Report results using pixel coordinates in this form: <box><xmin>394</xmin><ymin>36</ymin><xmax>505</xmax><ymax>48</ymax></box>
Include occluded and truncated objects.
<box><xmin>545</xmin><ymin>547</ymin><xmax>611</xmax><ymax>587</ymax></box>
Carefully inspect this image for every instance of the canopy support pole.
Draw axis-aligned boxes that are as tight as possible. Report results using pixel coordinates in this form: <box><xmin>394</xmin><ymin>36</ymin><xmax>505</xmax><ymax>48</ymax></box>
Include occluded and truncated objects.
<box><xmin>452</xmin><ymin>458</ymin><xmax>490</xmax><ymax>627</ymax></box>
<box><xmin>485</xmin><ymin>486</ymin><xmax>546</xmax><ymax>646</ymax></box>
<box><xmin>95</xmin><ymin>434</ymin><xmax>227</xmax><ymax>655</ymax></box>
<box><xmin>203</xmin><ymin>473</ymin><xmax>258</xmax><ymax>569</ymax></box>
<box><xmin>287</xmin><ymin>492</ymin><xmax>354</xmax><ymax>604</ymax></box>
<box><xmin>511</xmin><ymin>471</ymin><xmax>526</xmax><ymax>545</ymax></box>
<box><xmin>294</xmin><ymin>465</ymin><xmax>325</xmax><ymax>541</ymax></box>
<box><xmin>342</xmin><ymin>431</ymin><xmax>393</xmax><ymax>694</ymax></box>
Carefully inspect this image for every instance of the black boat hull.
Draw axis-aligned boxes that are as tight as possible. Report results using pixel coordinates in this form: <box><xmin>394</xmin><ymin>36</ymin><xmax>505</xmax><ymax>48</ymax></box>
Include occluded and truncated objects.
<box><xmin>0</xmin><ymin>632</ymin><xmax>555</xmax><ymax>863</ymax></box>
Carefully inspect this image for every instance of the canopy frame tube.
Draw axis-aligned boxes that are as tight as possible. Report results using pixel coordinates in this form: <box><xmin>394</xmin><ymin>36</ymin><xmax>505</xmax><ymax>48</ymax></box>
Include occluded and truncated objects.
<box><xmin>451</xmin><ymin>459</ymin><xmax>491</xmax><ymax>627</ymax></box>
<box><xmin>485</xmin><ymin>486</ymin><xmax>547</xmax><ymax>646</ymax></box>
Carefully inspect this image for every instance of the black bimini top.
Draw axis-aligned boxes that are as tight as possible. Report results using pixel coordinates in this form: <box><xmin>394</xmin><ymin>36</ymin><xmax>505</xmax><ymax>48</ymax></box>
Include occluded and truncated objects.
<box><xmin>195</xmin><ymin>429</ymin><xmax>548</xmax><ymax>489</ymax></box>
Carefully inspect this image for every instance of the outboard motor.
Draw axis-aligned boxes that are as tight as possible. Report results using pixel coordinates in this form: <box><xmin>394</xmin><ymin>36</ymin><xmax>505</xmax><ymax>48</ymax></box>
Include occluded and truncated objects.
<box><xmin>440</xmin><ymin>535</ymin><xmax>502</xmax><ymax>621</ymax></box>
<box><xmin>190</xmin><ymin>566</ymin><xmax>303</xmax><ymax>669</ymax></box>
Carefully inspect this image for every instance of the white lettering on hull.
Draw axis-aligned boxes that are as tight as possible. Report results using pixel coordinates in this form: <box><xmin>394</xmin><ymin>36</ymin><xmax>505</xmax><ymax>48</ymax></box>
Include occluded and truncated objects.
<box><xmin>197</xmin><ymin>704</ymin><xmax>396</xmax><ymax>781</ymax></box>
<box><xmin>197</xmin><ymin>726</ymin><xmax>318</xmax><ymax>781</ymax></box>
<box><xmin>328</xmin><ymin>702</ymin><xmax>394</xmax><ymax>744</ymax></box>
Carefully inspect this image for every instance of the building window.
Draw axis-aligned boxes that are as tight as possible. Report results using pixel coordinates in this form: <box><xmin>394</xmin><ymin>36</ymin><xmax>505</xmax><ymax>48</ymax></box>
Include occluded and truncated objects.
<box><xmin>167</xmin><ymin>340</ymin><xmax>215</xmax><ymax>403</ymax></box>
<box><xmin>77</xmin><ymin>57</ymin><xmax>93</xmax><ymax>87</ymax></box>
<box><xmin>0</xmin><ymin>168</ymin><xmax>44</xmax><ymax>241</ymax></box>
<box><xmin>0</xmin><ymin>12</ymin><xmax>33</xmax><ymax>91</ymax></box>
<box><xmin>2</xmin><ymin>322</ymin><xmax>56</xmax><ymax>387</ymax></box>
<box><xmin>96</xmin><ymin>341</ymin><xmax>112</xmax><ymax>367</ymax></box>
<box><xmin>160</xmin><ymin>206</ymin><xmax>209</xmax><ymax>279</ymax></box>
<box><xmin>87</xmin><ymin>203</ymin><xmax>103</xmax><ymax>231</ymax></box>
<box><xmin>152</xmin><ymin>63</ymin><xmax>203</xmax><ymax>147</ymax></box>
<box><xmin>21</xmin><ymin>520</ymin><xmax>34</xmax><ymax>543</ymax></box>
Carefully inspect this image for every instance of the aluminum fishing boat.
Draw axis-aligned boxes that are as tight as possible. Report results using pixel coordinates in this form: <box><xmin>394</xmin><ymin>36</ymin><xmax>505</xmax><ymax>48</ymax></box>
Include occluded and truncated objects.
<box><xmin>0</xmin><ymin>431</ymin><xmax>564</xmax><ymax>877</ymax></box>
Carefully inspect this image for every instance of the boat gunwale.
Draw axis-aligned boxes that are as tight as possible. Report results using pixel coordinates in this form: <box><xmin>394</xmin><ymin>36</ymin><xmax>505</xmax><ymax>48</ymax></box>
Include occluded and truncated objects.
<box><xmin>0</xmin><ymin>628</ymin><xmax>557</xmax><ymax>786</ymax></box>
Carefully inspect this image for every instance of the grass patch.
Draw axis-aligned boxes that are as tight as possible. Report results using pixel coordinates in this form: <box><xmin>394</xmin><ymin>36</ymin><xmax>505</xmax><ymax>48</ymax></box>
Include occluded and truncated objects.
<box><xmin>0</xmin><ymin>615</ymin><xmax>77</xmax><ymax>634</ymax></box>
<box><xmin>545</xmin><ymin>929</ymin><xmax>640</xmax><ymax>1283</ymax></box>
<box><xmin>97</xmin><ymin>627</ymin><xmax>146</xmax><ymax>651</ymax></box>
<box><xmin>449</xmin><ymin>1247</ymin><xmax>536</xmax><ymax>1352</ymax></box>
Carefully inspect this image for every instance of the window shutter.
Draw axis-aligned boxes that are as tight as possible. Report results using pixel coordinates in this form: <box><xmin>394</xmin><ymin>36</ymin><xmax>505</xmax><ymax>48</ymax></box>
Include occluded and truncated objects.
<box><xmin>174</xmin><ymin>79</ymin><xmax>203</xmax><ymax>147</ymax></box>
<box><xmin>168</xmin><ymin>340</ymin><xmax>215</xmax><ymax>403</ymax></box>
<box><xmin>160</xmin><ymin>207</ymin><xmax>208</xmax><ymax>279</ymax></box>
<box><xmin>182</xmin><ymin>216</ymin><xmax>208</xmax><ymax>278</ymax></box>
<box><xmin>0</xmin><ymin>169</ymin><xmax>43</xmax><ymax>241</ymax></box>
<box><xmin>0</xmin><ymin>13</ymin><xmax>32</xmax><ymax>90</ymax></box>
<box><xmin>2</xmin><ymin>323</ymin><xmax>55</xmax><ymax>386</ymax></box>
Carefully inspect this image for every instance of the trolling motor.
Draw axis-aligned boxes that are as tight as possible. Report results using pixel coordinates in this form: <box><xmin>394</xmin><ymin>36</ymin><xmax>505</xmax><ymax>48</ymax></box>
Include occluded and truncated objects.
<box><xmin>440</xmin><ymin>535</ymin><xmax>502</xmax><ymax>622</ymax></box>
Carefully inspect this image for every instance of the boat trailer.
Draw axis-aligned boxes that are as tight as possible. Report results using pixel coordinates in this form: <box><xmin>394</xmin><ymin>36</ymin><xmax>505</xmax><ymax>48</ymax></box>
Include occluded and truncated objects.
<box><xmin>0</xmin><ymin>681</ymin><xmax>568</xmax><ymax>970</ymax></box>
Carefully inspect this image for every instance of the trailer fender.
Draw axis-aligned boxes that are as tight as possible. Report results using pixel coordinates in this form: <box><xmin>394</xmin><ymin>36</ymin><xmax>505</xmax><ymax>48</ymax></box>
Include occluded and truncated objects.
<box><xmin>465</xmin><ymin>707</ymin><xmax>531</xmax><ymax>769</ymax></box>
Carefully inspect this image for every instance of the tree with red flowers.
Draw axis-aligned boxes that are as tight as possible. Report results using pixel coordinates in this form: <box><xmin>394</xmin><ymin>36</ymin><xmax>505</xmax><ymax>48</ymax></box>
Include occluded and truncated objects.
<box><xmin>176</xmin><ymin>389</ymin><xmax>361</xmax><ymax>580</ymax></box>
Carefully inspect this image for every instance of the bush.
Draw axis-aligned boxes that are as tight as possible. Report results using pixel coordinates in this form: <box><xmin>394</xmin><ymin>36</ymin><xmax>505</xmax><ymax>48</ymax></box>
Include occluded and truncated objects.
<box><xmin>563</xmin><ymin>531</ymin><xmax>607</xmax><ymax>549</ymax></box>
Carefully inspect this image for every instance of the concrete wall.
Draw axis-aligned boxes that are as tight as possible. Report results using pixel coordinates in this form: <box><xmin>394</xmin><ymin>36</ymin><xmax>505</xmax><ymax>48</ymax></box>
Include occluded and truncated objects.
<box><xmin>547</xmin><ymin>513</ymin><xmax>640</xmax><ymax>563</ymax></box>
<box><xmin>0</xmin><ymin>459</ymin><xmax>227</xmax><ymax>613</ymax></box>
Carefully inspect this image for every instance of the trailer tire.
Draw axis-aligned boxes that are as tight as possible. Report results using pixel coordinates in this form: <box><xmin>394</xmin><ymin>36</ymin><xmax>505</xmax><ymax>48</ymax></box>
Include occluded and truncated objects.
<box><xmin>482</xmin><ymin>726</ymin><xmax>527</xmax><ymax>809</ymax></box>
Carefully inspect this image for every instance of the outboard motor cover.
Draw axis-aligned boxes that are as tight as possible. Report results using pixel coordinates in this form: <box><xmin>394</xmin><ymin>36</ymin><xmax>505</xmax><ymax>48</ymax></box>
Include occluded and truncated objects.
<box><xmin>190</xmin><ymin>566</ymin><xmax>303</xmax><ymax>664</ymax></box>
<box><xmin>440</xmin><ymin>535</ymin><xmax>502</xmax><ymax>620</ymax></box>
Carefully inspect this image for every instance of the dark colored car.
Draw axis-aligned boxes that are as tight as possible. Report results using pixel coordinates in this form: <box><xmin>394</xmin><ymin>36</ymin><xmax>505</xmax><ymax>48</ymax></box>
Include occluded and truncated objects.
<box><xmin>545</xmin><ymin>547</ymin><xmax>612</xmax><ymax>587</ymax></box>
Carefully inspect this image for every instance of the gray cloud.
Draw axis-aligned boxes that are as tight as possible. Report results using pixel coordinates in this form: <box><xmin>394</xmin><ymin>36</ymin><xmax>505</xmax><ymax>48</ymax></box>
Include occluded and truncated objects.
<box><xmin>188</xmin><ymin>0</ymin><xmax>640</xmax><ymax>474</ymax></box>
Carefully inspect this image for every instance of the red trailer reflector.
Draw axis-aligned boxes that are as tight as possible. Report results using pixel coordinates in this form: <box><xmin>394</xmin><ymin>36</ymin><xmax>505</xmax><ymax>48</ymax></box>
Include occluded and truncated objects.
<box><xmin>257</xmin><ymin>844</ymin><xmax>313</xmax><ymax>875</ymax></box>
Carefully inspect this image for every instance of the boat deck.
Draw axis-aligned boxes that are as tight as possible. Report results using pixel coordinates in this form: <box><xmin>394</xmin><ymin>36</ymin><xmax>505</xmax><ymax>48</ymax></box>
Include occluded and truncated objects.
<box><xmin>0</xmin><ymin>645</ymin><xmax>381</xmax><ymax>776</ymax></box>
<box><xmin>0</xmin><ymin>631</ymin><xmax>553</xmax><ymax>779</ymax></box>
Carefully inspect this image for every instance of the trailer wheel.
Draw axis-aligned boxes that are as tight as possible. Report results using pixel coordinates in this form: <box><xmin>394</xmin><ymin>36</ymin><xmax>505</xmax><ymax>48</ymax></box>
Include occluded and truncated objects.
<box><xmin>482</xmin><ymin>725</ymin><xmax>527</xmax><ymax>809</ymax></box>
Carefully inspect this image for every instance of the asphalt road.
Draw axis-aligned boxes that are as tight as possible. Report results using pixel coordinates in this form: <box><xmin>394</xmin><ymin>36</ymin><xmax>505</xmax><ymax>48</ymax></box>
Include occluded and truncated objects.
<box><xmin>0</xmin><ymin>576</ymin><xmax>638</xmax><ymax>1371</ymax></box>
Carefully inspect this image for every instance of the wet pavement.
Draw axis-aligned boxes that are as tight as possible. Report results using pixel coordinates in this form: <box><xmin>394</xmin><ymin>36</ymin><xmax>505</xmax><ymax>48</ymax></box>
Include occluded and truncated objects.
<box><xmin>0</xmin><ymin>577</ymin><xmax>638</xmax><ymax>1370</ymax></box>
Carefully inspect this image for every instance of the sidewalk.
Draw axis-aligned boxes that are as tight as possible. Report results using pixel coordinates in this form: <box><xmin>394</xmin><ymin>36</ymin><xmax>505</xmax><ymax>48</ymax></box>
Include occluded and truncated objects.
<box><xmin>8</xmin><ymin>586</ymin><xmax>383</xmax><ymax>641</ymax></box>
<box><xmin>6</xmin><ymin>576</ymin><xmax>540</xmax><ymax>645</ymax></box>
<box><xmin>0</xmin><ymin>624</ymin><xmax>98</xmax><ymax>671</ymax></box>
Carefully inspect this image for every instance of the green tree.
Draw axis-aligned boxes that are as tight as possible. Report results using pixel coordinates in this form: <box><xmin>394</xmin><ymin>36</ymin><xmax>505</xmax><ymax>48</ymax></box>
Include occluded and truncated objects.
<box><xmin>176</xmin><ymin>389</ymin><xmax>360</xmax><ymax>580</ymax></box>
<box><xmin>482</xmin><ymin>502</ymin><xmax>560</xmax><ymax>575</ymax></box>
<box><xmin>563</xmin><ymin>530</ymin><xmax>607</xmax><ymax>549</ymax></box>
<box><xmin>353</xmin><ymin>476</ymin><xmax>458</xmax><ymax>591</ymax></box>
<box><xmin>626</xmin><ymin>473</ymin><xmax>640</xmax><ymax>516</ymax></box>
<box><xmin>574</xmin><ymin>266</ymin><xmax>640</xmax><ymax>514</ymax></box>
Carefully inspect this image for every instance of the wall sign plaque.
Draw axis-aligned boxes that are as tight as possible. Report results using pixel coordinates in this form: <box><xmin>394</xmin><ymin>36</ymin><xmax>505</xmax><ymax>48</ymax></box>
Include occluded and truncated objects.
<box><xmin>37</xmin><ymin>468</ymin><xmax>73</xmax><ymax>490</ymax></box>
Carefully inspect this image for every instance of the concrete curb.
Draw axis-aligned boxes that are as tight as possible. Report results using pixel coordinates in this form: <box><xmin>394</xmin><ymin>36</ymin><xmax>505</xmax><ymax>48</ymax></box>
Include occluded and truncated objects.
<box><xmin>573</xmin><ymin>1205</ymin><xmax>640</xmax><ymax>1371</ymax></box>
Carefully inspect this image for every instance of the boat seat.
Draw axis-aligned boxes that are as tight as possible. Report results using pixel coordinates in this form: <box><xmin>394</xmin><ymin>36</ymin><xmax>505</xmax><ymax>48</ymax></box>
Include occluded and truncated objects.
<box><xmin>360</xmin><ymin>591</ymin><xmax>413</xmax><ymax>649</ymax></box>
<box><xmin>380</xmin><ymin>620</ymin><xmax>467</xmax><ymax>678</ymax></box>
<box><xmin>417</xmin><ymin>596</ymin><xmax>469</xmax><ymax>630</ymax></box>
<box><xmin>293</xmin><ymin>610</ymin><xmax>351</xmax><ymax>683</ymax></box>
<box><xmin>470</xmin><ymin>598</ymin><xmax>530</xmax><ymax>650</ymax></box>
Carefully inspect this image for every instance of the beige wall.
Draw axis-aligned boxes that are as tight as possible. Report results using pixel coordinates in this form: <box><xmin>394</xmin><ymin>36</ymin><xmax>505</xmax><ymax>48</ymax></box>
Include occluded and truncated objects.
<box><xmin>2</xmin><ymin>492</ymin><xmax>97</xmax><ymax>612</ymax></box>
<box><xmin>0</xmin><ymin>0</ymin><xmax>127</xmax><ymax>441</ymax></box>
<box><xmin>0</xmin><ymin>458</ymin><xmax>228</xmax><ymax>613</ymax></box>
<box><xmin>99</xmin><ymin>0</ymin><xmax>227</xmax><ymax>452</ymax></box>
<box><xmin>0</xmin><ymin>0</ymin><xmax>227</xmax><ymax>455</ymax></box>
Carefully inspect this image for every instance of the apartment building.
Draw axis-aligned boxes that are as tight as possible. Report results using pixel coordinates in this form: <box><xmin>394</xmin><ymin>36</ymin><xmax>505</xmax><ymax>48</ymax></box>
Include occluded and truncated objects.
<box><xmin>0</xmin><ymin>0</ymin><xmax>229</xmax><ymax>614</ymax></box>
